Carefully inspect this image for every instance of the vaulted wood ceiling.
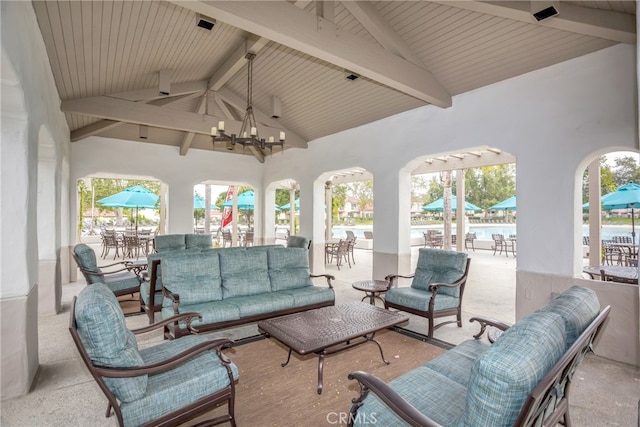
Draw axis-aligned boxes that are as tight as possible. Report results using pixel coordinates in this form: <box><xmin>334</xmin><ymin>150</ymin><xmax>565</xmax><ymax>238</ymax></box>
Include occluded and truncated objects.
<box><xmin>33</xmin><ymin>1</ymin><xmax>635</xmax><ymax>163</ymax></box>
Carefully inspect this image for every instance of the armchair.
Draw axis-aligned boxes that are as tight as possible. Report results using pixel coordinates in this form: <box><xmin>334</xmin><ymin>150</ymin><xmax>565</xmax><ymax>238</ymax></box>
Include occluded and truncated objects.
<box><xmin>69</xmin><ymin>283</ymin><xmax>238</xmax><ymax>427</ymax></box>
<box><xmin>72</xmin><ymin>244</ymin><xmax>142</xmax><ymax>305</ymax></box>
<box><xmin>384</xmin><ymin>248</ymin><xmax>470</xmax><ymax>339</ymax></box>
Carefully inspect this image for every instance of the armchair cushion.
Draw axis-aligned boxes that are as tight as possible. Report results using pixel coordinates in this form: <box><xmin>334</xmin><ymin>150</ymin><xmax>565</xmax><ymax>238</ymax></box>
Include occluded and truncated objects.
<box><xmin>73</xmin><ymin>243</ymin><xmax>103</xmax><ymax>282</ymax></box>
<box><xmin>384</xmin><ymin>287</ymin><xmax>459</xmax><ymax>311</ymax></box>
<box><xmin>219</xmin><ymin>250</ymin><xmax>270</xmax><ymax>298</ymax></box>
<box><xmin>162</xmin><ymin>252</ymin><xmax>222</xmax><ymax>305</ymax></box>
<box><xmin>268</xmin><ymin>247</ymin><xmax>313</xmax><ymax>291</ymax></box>
<box><xmin>463</xmin><ymin>311</ymin><xmax>566</xmax><ymax>426</ymax></box>
<box><xmin>185</xmin><ymin>233</ymin><xmax>212</xmax><ymax>249</ymax></box>
<box><xmin>154</xmin><ymin>234</ymin><xmax>186</xmax><ymax>252</ymax></box>
<box><xmin>103</xmin><ymin>270</ymin><xmax>141</xmax><ymax>294</ymax></box>
<box><xmin>74</xmin><ymin>283</ymin><xmax>147</xmax><ymax>403</ymax></box>
<box><xmin>287</xmin><ymin>235</ymin><xmax>310</xmax><ymax>249</ymax></box>
<box><xmin>411</xmin><ymin>248</ymin><xmax>467</xmax><ymax>297</ymax></box>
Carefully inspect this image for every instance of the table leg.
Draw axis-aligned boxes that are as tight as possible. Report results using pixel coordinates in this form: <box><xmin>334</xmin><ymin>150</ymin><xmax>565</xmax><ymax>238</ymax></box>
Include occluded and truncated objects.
<box><xmin>281</xmin><ymin>348</ymin><xmax>293</xmax><ymax>368</ymax></box>
<box><xmin>317</xmin><ymin>353</ymin><xmax>325</xmax><ymax>394</ymax></box>
<box><xmin>367</xmin><ymin>332</ymin><xmax>391</xmax><ymax>365</ymax></box>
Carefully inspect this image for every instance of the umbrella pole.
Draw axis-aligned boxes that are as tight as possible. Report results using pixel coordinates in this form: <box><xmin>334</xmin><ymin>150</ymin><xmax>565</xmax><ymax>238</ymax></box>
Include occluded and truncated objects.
<box><xmin>632</xmin><ymin>208</ymin><xmax>635</xmax><ymax>247</ymax></box>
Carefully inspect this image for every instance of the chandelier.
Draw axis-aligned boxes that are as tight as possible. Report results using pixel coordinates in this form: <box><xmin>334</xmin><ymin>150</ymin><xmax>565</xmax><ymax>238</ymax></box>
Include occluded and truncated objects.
<box><xmin>210</xmin><ymin>53</ymin><xmax>285</xmax><ymax>152</ymax></box>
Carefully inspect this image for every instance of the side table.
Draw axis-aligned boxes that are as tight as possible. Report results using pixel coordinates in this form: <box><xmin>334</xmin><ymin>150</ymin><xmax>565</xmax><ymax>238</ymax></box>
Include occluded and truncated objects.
<box><xmin>352</xmin><ymin>280</ymin><xmax>390</xmax><ymax>306</ymax></box>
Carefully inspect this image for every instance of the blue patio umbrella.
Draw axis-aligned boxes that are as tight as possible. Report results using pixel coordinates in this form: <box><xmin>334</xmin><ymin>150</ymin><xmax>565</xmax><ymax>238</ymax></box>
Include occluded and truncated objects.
<box><xmin>97</xmin><ymin>185</ymin><xmax>159</xmax><ymax>230</ymax></box>
<box><xmin>193</xmin><ymin>195</ymin><xmax>218</xmax><ymax>210</ymax></box>
<box><xmin>220</xmin><ymin>190</ymin><xmax>255</xmax><ymax>210</ymax></box>
<box><xmin>584</xmin><ymin>183</ymin><xmax>640</xmax><ymax>244</ymax></box>
<box><xmin>422</xmin><ymin>195</ymin><xmax>482</xmax><ymax>212</ymax></box>
<box><xmin>489</xmin><ymin>195</ymin><xmax>516</xmax><ymax>211</ymax></box>
<box><xmin>279</xmin><ymin>198</ymin><xmax>300</xmax><ymax>210</ymax></box>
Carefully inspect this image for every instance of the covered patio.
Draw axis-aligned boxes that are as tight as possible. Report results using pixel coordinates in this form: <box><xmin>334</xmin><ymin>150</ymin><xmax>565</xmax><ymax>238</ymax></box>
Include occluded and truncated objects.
<box><xmin>1</xmin><ymin>1</ymin><xmax>638</xmax><ymax>416</ymax></box>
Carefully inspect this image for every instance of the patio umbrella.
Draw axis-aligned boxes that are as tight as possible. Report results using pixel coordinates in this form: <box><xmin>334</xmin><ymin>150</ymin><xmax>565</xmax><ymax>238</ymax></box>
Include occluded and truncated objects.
<box><xmin>422</xmin><ymin>195</ymin><xmax>482</xmax><ymax>212</ymax></box>
<box><xmin>585</xmin><ymin>183</ymin><xmax>640</xmax><ymax>245</ymax></box>
<box><xmin>193</xmin><ymin>195</ymin><xmax>218</xmax><ymax>210</ymax></box>
<box><xmin>279</xmin><ymin>198</ymin><xmax>299</xmax><ymax>210</ymax></box>
<box><xmin>489</xmin><ymin>195</ymin><xmax>516</xmax><ymax>211</ymax></box>
<box><xmin>220</xmin><ymin>190</ymin><xmax>255</xmax><ymax>209</ymax></box>
<box><xmin>97</xmin><ymin>185</ymin><xmax>158</xmax><ymax>230</ymax></box>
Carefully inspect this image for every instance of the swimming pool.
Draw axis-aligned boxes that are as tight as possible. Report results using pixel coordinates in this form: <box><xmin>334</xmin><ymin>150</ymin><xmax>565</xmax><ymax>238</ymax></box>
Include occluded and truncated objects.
<box><xmin>332</xmin><ymin>224</ymin><xmax>634</xmax><ymax>241</ymax></box>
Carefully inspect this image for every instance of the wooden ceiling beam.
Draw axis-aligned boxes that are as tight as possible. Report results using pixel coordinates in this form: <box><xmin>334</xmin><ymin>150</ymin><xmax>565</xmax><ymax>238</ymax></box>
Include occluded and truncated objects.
<box><xmin>432</xmin><ymin>1</ymin><xmax>635</xmax><ymax>44</ymax></box>
<box><xmin>169</xmin><ymin>1</ymin><xmax>452</xmax><ymax>107</ymax></box>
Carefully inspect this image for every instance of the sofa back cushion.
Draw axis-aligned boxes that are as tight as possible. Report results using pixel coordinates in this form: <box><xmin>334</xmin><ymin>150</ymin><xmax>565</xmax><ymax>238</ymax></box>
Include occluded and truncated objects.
<box><xmin>287</xmin><ymin>235</ymin><xmax>310</xmax><ymax>249</ymax></box>
<box><xmin>462</xmin><ymin>311</ymin><xmax>566</xmax><ymax>426</ymax></box>
<box><xmin>154</xmin><ymin>234</ymin><xmax>186</xmax><ymax>252</ymax></box>
<box><xmin>411</xmin><ymin>248</ymin><xmax>467</xmax><ymax>297</ymax></box>
<box><xmin>74</xmin><ymin>283</ymin><xmax>147</xmax><ymax>402</ymax></box>
<box><xmin>219</xmin><ymin>249</ymin><xmax>271</xmax><ymax>298</ymax></box>
<box><xmin>268</xmin><ymin>247</ymin><xmax>313</xmax><ymax>291</ymax></box>
<box><xmin>185</xmin><ymin>233</ymin><xmax>213</xmax><ymax>249</ymax></box>
<box><xmin>540</xmin><ymin>286</ymin><xmax>600</xmax><ymax>349</ymax></box>
<box><xmin>147</xmin><ymin>248</ymin><xmax>202</xmax><ymax>287</ymax></box>
<box><xmin>162</xmin><ymin>252</ymin><xmax>222</xmax><ymax>305</ymax></box>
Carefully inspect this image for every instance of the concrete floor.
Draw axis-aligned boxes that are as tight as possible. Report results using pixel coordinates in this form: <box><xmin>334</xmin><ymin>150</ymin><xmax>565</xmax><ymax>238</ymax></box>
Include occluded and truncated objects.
<box><xmin>1</xmin><ymin>245</ymin><xmax>638</xmax><ymax>426</ymax></box>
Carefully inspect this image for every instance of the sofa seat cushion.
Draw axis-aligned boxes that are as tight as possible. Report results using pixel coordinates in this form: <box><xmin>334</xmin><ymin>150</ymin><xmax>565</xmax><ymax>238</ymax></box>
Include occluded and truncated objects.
<box><xmin>268</xmin><ymin>247</ymin><xmax>313</xmax><ymax>291</ymax></box>
<box><xmin>226</xmin><ymin>293</ymin><xmax>295</xmax><ymax>317</ymax></box>
<box><xmin>75</xmin><ymin>283</ymin><xmax>147</xmax><ymax>403</ymax></box>
<box><xmin>423</xmin><ymin>339</ymin><xmax>491</xmax><ymax>387</ymax></box>
<box><xmin>162</xmin><ymin>252</ymin><xmax>222</xmax><ymax>305</ymax></box>
<box><xmin>353</xmin><ymin>366</ymin><xmax>467</xmax><ymax>427</ymax></box>
<box><xmin>462</xmin><ymin>311</ymin><xmax>566</xmax><ymax>427</ymax></box>
<box><xmin>411</xmin><ymin>249</ymin><xmax>467</xmax><ymax>297</ymax></box>
<box><xmin>540</xmin><ymin>286</ymin><xmax>600</xmax><ymax>348</ymax></box>
<box><xmin>162</xmin><ymin>301</ymin><xmax>241</xmax><ymax>326</ymax></box>
<box><xmin>278</xmin><ymin>287</ymin><xmax>334</xmax><ymax>307</ymax></box>
<box><xmin>385</xmin><ymin>287</ymin><xmax>458</xmax><ymax>311</ymax></box>
<box><xmin>219</xmin><ymin>250</ymin><xmax>271</xmax><ymax>298</ymax></box>
<box><xmin>122</xmin><ymin>335</ymin><xmax>238</xmax><ymax>427</ymax></box>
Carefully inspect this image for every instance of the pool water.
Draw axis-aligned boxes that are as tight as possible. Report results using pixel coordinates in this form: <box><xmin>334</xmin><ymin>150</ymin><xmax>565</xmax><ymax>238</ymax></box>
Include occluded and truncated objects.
<box><xmin>332</xmin><ymin>224</ymin><xmax>634</xmax><ymax>241</ymax></box>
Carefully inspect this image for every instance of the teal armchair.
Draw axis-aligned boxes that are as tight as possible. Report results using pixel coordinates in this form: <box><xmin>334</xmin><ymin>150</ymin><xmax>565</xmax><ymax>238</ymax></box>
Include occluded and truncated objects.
<box><xmin>69</xmin><ymin>283</ymin><xmax>238</xmax><ymax>427</ymax></box>
<box><xmin>385</xmin><ymin>248</ymin><xmax>470</xmax><ymax>339</ymax></box>
<box><xmin>72</xmin><ymin>244</ymin><xmax>141</xmax><ymax>304</ymax></box>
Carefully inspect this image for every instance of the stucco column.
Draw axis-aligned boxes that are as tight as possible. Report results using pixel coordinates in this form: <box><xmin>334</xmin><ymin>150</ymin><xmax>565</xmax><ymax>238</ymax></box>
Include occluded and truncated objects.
<box><xmin>298</xmin><ymin>178</ymin><xmax>325</xmax><ymax>273</ymax></box>
<box><xmin>588</xmin><ymin>159</ymin><xmax>602</xmax><ymax>265</ymax></box>
<box><xmin>372</xmin><ymin>168</ymin><xmax>412</xmax><ymax>280</ymax></box>
<box><xmin>325</xmin><ymin>181</ymin><xmax>332</xmax><ymax>240</ymax></box>
<box><xmin>166</xmin><ymin>181</ymin><xmax>195</xmax><ymax>234</ymax></box>
<box><xmin>456</xmin><ymin>169</ymin><xmax>465</xmax><ymax>252</ymax></box>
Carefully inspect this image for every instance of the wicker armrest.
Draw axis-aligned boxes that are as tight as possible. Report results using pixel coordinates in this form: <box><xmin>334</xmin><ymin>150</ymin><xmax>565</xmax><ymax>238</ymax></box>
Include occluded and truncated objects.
<box><xmin>348</xmin><ymin>371</ymin><xmax>441</xmax><ymax>427</ymax></box>
<box><xmin>93</xmin><ymin>337</ymin><xmax>234</xmax><ymax>378</ymax></box>
<box><xmin>469</xmin><ymin>316</ymin><xmax>512</xmax><ymax>340</ymax></box>
<box><xmin>311</xmin><ymin>274</ymin><xmax>335</xmax><ymax>289</ymax></box>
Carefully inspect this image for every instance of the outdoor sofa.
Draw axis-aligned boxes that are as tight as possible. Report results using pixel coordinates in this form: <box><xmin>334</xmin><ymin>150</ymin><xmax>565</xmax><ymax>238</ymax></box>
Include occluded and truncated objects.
<box><xmin>157</xmin><ymin>245</ymin><xmax>335</xmax><ymax>339</ymax></box>
<box><xmin>348</xmin><ymin>286</ymin><xmax>610</xmax><ymax>427</ymax></box>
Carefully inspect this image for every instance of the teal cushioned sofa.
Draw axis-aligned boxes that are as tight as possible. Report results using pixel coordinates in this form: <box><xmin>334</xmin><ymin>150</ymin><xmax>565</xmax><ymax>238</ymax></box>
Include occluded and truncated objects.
<box><xmin>348</xmin><ymin>286</ymin><xmax>610</xmax><ymax>427</ymax></box>
<box><xmin>159</xmin><ymin>245</ymin><xmax>334</xmax><ymax>339</ymax></box>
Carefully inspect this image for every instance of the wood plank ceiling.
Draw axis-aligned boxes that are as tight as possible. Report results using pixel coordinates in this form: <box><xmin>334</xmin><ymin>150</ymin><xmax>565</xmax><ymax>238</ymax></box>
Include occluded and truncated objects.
<box><xmin>32</xmin><ymin>1</ymin><xmax>635</xmax><ymax>164</ymax></box>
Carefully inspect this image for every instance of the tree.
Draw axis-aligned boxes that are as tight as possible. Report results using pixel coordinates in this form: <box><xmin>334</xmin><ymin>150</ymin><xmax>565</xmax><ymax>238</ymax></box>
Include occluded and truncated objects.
<box><xmin>347</xmin><ymin>181</ymin><xmax>373</xmax><ymax>217</ymax></box>
<box><xmin>612</xmin><ymin>155</ymin><xmax>640</xmax><ymax>186</ymax></box>
<box><xmin>332</xmin><ymin>184</ymin><xmax>348</xmax><ymax>222</ymax></box>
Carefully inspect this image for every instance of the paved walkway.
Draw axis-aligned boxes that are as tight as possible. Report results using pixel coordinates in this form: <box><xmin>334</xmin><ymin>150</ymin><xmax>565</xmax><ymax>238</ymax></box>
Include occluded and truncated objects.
<box><xmin>1</xmin><ymin>245</ymin><xmax>638</xmax><ymax>426</ymax></box>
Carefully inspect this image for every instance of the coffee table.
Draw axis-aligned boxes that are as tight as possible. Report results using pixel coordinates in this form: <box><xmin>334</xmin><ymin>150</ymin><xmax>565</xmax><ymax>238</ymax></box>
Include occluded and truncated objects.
<box><xmin>258</xmin><ymin>302</ymin><xmax>409</xmax><ymax>394</ymax></box>
<box><xmin>352</xmin><ymin>280</ymin><xmax>390</xmax><ymax>306</ymax></box>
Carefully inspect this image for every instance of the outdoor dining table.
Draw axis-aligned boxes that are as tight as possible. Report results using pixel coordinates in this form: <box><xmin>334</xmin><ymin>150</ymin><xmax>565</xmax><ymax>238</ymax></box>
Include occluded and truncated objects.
<box><xmin>583</xmin><ymin>265</ymin><xmax>638</xmax><ymax>284</ymax></box>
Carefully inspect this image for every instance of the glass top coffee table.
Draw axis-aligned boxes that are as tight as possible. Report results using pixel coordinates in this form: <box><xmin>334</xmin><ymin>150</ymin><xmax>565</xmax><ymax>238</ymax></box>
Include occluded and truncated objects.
<box><xmin>258</xmin><ymin>302</ymin><xmax>409</xmax><ymax>394</ymax></box>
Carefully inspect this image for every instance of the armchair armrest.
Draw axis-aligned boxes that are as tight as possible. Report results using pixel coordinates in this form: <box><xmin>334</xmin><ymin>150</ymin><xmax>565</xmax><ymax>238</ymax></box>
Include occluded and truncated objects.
<box><xmin>93</xmin><ymin>337</ymin><xmax>234</xmax><ymax>378</ymax></box>
<box><xmin>81</xmin><ymin>266</ymin><xmax>135</xmax><ymax>276</ymax></box>
<box><xmin>385</xmin><ymin>274</ymin><xmax>414</xmax><ymax>287</ymax></box>
<box><xmin>348</xmin><ymin>371</ymin><xmax>441</xmax><ymax>427</ymax></box>
<box><xmin>131</xmin><ymin>312</ymin><xmax>202</xmax><ymax>335</ymax></box>
<box><xmin>163</xmin><ymin>288</ymin><xmax>181</xmax><ymax>315</ymax></box>
<box><xmin>311</xmin><ymin>274</ymin><xmax>335</xmax><ymax>289</ymax></box>
<box><xmin>469</xmin><ymin>316</ymin><xmax>512</xmax><ymax>340</ymax></box>
<box><xmin>99</xmin><ymin>260</ymin><xmax>131</xmax><ymax>269</ymax></box>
